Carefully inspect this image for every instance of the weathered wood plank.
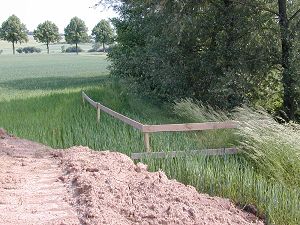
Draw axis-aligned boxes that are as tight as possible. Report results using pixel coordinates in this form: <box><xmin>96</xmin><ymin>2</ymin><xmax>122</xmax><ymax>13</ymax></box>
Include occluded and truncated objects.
<box><xmin>98</xmin><ymin>104</ymin><xmax>144</xmax><ymax>130</ymax></box>
<box><xmin>82</xmin><ymin>92</ymin><xmax>97</xmax><ymax>108</ymax></box>
<box><xmin>144</xmin><ymin>133</ymin><xmax>150</xmax><ymax>152</ymax></box>
<box><xmin>82</xmin><ymin>92</ymin><xmax>144</xmax><ymax>131</ymax></box>
<box><xmin>131</xmin><ymin>148</ymin><xmax>238</xmax><ymax>160</ymax></box>
<box><xmin>82</xmin><ymin>91</ymin><xmax>237</xmax><ymax>135</ymax></box>
<box><xmin>97</xmin><ymin>103</ymin><xmax>101</xmax><ymax>123</ymax></box>
<box><xmin>142</xmin><ymin>122</ymin><xmax>237</xmax><ymax>133</ymax></box>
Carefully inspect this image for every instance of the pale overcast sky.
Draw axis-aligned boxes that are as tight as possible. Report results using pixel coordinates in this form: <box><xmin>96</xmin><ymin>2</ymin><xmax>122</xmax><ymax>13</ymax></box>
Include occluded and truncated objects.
<box><xmin>0</xmin><ymin>0</ymin><xmax>118</xmax><ymax>34</ymax></box>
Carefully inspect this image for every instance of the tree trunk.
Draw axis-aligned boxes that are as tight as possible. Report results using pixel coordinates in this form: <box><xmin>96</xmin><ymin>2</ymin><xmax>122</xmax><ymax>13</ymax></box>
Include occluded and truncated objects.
<box><xmin>76</xmin><ymin>43</ymin><xmax>78</xmax><ymax>55</ymax></box>
<box><xmin>278</xmin><ymin>0</ymin><xmax>296</xmax><ymax>120</ymax></box>
<box><xmin>223</xmin><ymin>0</ymin><xmax>239</xmax><ymax>107</ymax></box>
<box><xmin>103</xmin><ymin>42</ymin><xmax>105</xmax><ymax>53</ymax></box>
<box><xmin>12</xmin><ymin>41</ymin><xmax>15</xmax><ymax>55</ymax></box>
<box><xmin>47</xmin><ymin>41</ymin><xmax>49</xmax><ymax>54</ymax></box>
<box><xmin>224</xmin><ymin>0</ymin><xmax>234</xmax><ymax>68</ymax></box>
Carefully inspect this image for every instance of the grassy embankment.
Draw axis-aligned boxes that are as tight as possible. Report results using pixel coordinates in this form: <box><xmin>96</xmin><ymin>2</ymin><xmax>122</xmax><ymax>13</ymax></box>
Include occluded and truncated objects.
<box><xmin>0</xmin><ymin>54</ymin><xmax>299</xmax><ymax>224</ymax></box>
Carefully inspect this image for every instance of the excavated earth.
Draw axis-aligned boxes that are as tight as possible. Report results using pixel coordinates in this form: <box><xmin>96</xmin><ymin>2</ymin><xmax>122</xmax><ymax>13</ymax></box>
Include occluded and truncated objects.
<box><xmin>0</xmin><ymin>128</ymin><xmax>264</xmax><ymax>225</ymax></box>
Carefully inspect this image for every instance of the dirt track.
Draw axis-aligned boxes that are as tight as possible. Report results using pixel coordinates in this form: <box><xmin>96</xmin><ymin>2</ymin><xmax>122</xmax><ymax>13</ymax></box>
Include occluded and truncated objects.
<box><xmin>0</xmin><ymin>130</ymin><xmax>80</xmax><ymax>225</ymax></box>
<box><xmin>0</xmin><ymin>129</ymin><xmax>263</xmax><ymax>225</ymax></box>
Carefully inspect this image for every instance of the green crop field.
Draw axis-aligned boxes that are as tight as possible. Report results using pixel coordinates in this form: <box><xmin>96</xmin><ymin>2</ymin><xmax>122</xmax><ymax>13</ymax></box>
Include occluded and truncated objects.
<box><xmin>0</xmin><ymin>54</ymin><xmax>299</xmax><ymax>225</ymax></box>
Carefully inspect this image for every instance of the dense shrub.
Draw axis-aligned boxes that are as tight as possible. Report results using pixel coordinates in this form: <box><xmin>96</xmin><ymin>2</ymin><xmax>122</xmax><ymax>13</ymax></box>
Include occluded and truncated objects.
<box><xmin>65</xmin><ymin>46</ymin><xmax>83</xmax><ymax>53</ymax></box>
<box><xmin>108</xmin><ymin>1</ymin><xmax>300</xmax><ymax>120</ymax></box>
<box><xmin>16</xmin><ymin>47</ymin><xmax>42</xmax><ymax>54</ymax></box>
<box><xmin>88</xmin><ymin>45</ymin><xmax>112</xmax><ymax>53</ymax></box>
<box><xmin>16</xmin><ymin>48</ymin><xmax>23</xmax><ymax>54</ymax></box>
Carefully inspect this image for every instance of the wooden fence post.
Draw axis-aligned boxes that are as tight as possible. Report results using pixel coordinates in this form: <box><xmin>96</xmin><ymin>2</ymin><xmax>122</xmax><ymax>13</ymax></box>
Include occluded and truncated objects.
<box><xmin>97</xmin><ymin>103</ymin><xmax>101</xmax><ymax>123</ymax></box>
<box><xmin>144</xmin><ymin>132</ymin><xmax>150</xmax><ymax>152</ymax></box>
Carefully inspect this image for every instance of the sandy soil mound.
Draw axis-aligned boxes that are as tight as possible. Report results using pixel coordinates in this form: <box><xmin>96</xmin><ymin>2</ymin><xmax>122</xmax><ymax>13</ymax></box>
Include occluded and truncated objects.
<box><xmin>60</xmin><ymin>147</ymin><xmax>263</xmax><ymax>225</ymax></box>
<box><xmin>0</xmin><ymin>130</ymin><xmax>80</xmax><ymax>225</ymax></box>
<box><xmin>0</xmin><ymin>129</ymin><xmax>263</xmax><ymax>225</ymax></box>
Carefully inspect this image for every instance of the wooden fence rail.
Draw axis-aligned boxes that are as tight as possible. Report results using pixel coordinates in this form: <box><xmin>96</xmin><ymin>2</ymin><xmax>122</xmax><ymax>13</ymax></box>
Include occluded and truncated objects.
<box><xmin>81</xmin><ymin>91</ymin><xmax>238</xmax><ymax>155</ymax></box>
<box><xmin>131</xmin><ymin>147</ymin><xmax>239</xmax><ymax>160</ymax></box>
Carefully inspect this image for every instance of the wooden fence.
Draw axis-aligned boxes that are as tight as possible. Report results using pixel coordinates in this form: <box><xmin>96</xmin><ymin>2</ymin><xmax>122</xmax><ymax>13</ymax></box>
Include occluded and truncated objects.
<box><xmin>82</xmin><ymin>91</ymin><xmax>238</xmax><ymax>158</ymax></box>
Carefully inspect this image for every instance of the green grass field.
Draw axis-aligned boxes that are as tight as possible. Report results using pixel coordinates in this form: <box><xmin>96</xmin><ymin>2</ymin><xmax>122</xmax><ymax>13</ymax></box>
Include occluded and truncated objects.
<box><xmin>0</xmin><ymin>54</ymin><xmax>299</xmax><ymax>225</ymax></box>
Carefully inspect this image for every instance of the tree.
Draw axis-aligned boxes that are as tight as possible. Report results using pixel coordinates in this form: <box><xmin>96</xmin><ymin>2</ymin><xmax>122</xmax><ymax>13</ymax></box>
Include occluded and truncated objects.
<box><xmin>33</xmin><ymin>21</ymin><xmax>61</xmax><ymax>54</ymax></box>
<box><xmin>104</xmin><ymin>0</ymin><xmax>300</xmax><ymax>120</ymax></box>
<box><xmin>92</xmin><ymin>20</ymin><xmax>114</xmax><ymax>52</ymax></box>
<box><xmin>108</xmin><ymin>1</ymin><xmax>278</xmax><ymax>107</ymax></box>
<box><xmin>0</xmin><ymin>15</ymin><xmax>28</xmax><ymax>54</ymax></box>
<box><xmin>230</xmin><ymin>0</ymin><xmax>300</xmax><ymax>120</ymax></box>
<box><xmin>64</xmin><ymin>17</ymin><xmax>88</xmax><ymax>54</ymax></box>
<box><xmin>277</xmin><ymin>0</ymin><xmax>300</xmax><ymax>120</ymax></box>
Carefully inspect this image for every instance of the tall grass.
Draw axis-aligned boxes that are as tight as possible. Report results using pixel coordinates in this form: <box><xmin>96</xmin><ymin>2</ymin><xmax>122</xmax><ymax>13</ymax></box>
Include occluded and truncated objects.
<box><xmin>172</xmin><ymin>99</ymin><xmax>300</xmax><ymax>224</ymax></box>
<box><xmin>235</xmin><ymin>107</ymin><xmax>300</xmax><ymax>187</ymax></box>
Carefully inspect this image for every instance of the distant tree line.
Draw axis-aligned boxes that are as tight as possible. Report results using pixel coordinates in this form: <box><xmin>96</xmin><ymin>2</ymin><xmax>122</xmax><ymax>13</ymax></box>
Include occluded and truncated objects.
<box><xmin>100</xmin><ymin>0</ymin><xmax>300</xmax><ymax>121</ymax></box>
<box><xmin>0</xmin><ymin>15</ymin><xmax>114</xmax><ymax>55</ymax></box>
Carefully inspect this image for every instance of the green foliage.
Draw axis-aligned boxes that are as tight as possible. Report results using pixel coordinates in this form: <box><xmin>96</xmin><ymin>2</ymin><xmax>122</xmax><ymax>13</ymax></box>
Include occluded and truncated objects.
<box><xmin>33</xmin><ymin>21</ymin><xmax>61</xmax><ymax>54</ymax></box>
<box><xmin>65</xmin><ymin>46</ymin><xmax>83</xmax><ymax>53</ymax></box>
<box><xmin>16</xmin><ymin>46</ymin><xmax>42</xmax><ymax>54</ymax></box>
<box><xmin>16</xmin><ymin>48</ymin><xmax>23</xmax><ymax>54</ymax></box>
<box><xmin>64</xmin><ymin>17</ymin><xmax>88</xmax><ymax>54</ymax></box>
<box><xmin>92</xmin><ymin>20</ymin><xmax>114</xmax><ymax>52</ymax></box>
<box><xmin>107</xmin><ymin>0</ymin><xmax>300</xmax><ymax>119</ymax></box>
<box><xmin>0</xmin><ymin>15</ymin><xmax>28</xmax><ymax>54</ymax></box>
<box><xmin>88</xmin><ymin>42</ymin><xmax>101</xmax><ymax>52</ymax></box>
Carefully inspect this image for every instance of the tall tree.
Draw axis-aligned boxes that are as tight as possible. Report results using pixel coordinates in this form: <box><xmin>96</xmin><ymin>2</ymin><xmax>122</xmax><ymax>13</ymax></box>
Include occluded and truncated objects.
<box><xmin>33</xmin><ymin>21</ymin><xmax>61</xmax><ymax>54</ymax></box>
<box><xmin>108</xmin><ymin>1</ymin><xmax>278</xmax><ymax>107</ymax></box>
<box><xmin>101</xmin><ymin>0</ymin><xmax>300</xmax><ymax>120</ymax></box>
<box><xmin>277</xmin><ymin>0</ymin><xmax>300</xmax><ymax>120</ymax></box>
<box><xmin>231</xmin><ymin>0</ymin><xmax>300</xmax><ymax>120</ymax></box>
<box><xmin>92</xmin><ymin>20</ymin><xmax>114</xmax><ymax>52</ymax></box>
<box><xmin>64</xmin><ymin>17</ymin><xmax>88</xmax><ymax>54</ymax></box>
<box><xmin>0</xmin><ymin>15</ymin><xmax>28</xmax><ymax>54</ymax></box>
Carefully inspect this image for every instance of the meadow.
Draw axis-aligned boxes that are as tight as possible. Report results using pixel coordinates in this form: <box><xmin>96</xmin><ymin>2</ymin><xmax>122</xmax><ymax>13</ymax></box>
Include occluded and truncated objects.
<box><xmin>0</xmin><ymin>54</ymin><xmax>299</xmax><ymax>224</ymax></box>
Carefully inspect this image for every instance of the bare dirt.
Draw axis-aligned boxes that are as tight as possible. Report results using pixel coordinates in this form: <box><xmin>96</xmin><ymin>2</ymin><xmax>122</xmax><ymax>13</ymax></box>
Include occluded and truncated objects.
<box><xmin>0</xmin><ymin>129</ymin><xmax>263</xmax><ymax>225</ymax></box>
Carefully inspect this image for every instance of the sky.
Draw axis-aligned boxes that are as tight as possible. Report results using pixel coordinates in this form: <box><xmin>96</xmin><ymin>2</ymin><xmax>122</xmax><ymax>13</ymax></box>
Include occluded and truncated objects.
<box><xmin>0</xmin><ymin>0</ymin><xmax>118</xmax><ymax>34</ymax></box>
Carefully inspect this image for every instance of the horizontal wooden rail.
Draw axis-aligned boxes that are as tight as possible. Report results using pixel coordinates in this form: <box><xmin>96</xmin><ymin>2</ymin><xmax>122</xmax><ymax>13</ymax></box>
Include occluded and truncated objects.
<box><xmin>82</xmin><ymin>92</ymin><xmax>98</xmax><ymax>108</ymax></box>
<box><xmin>131</xmin><ymin>148</ymin><xmax>239</xmax><ymax>160</ymax></box>
<box><xmin>82</xmin><ymin>92</ymin><xmax>144</xmax><ymax>130</ymax></box>
<box><xmin>142</xmin><ymin>121</ymin><xmax>236</xmax><ymax>133</ymax></box>
<box><xmin>81</xmin><ymin>91</ymin><xmax>238</xmax><ymax>153</ymax></box>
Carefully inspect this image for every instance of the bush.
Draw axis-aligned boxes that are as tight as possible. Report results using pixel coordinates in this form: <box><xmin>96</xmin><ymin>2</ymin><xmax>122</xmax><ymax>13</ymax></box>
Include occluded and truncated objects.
<box><xmin>65</xmin><ymin>46</ymin><xmax>84</xmax><ymax>53</ymax></box>
<box><xmin>0</xmin><ymin>49</ymin><xmax>3</xmax><ymax>55</ymax></box>
<box><xmin>88</xmin><ymin>42</ymin><xmax>112</xmax><ymax>53</ymax></box>
<box><xmin>16</xmin><ymin>47</ymin><xmax>42</xmax><ymax>54</ymax></box>
<box><xmin>16</xmin><ymin>48</ymin><xmax>23</xmax><ymax>54</ymax></box>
